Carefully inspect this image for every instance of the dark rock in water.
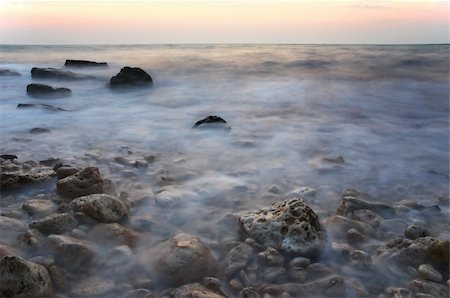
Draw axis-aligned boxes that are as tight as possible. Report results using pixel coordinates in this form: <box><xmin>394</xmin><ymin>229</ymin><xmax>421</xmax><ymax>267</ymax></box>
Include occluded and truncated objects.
<box><xmin>57</xmin><ymin>167</ymin><xmax>106</xmax><ymax>199</ymax></box>
<box><xmin>29</xmin><ymin>213</ymin><xmax>78</xmax><ymax>235</ymax></box>
<box><xmin>65</xmin><ymin>59</ymin><xmax>108</xmax><ymax>67</ymax></box>
<box><xmin>337</xmin><ymin>189</ymin><xmax>395</xmax><ymax>218</ymax></box>
<box><xmin>26</xmin><ymin>83</ymin><xmax>71</xmax><ymax>98</ymax></box>
<box><xmin>404</xmin><ymin>225</ymin><xmax>430</xmax><ymax>240</ymax></box>
<box><xmin>30</xmin><ymin>127</ymin><xmax>51</xmax><ymax>134</ymax></box>
<box><xmin>1</xmin><ymin>159</ymin><xmax>55</xmax><ymax>189</ymax></box>
<box><xmin>109</xmin><ymin>66</ymin><xmax>153</xmax><ymax>88</ymax></box>
<box><xmin>0</xmin><ymin>216</ymin><xmax>27</xmax><ymax>245</ymax></box>
<box><xmin>17</xmin><ymin>103</ymin><xmax>69</xmax><ymax>112</ymax></box>
<box><xmin>71</xmin><ymin>194</ymin><xmax>129</xmax><ymax>223</ymax></box>
<box><xmin>193</xmin><ymin>115</ymin><xmax>231</xmax><ymax>130</ymax></box>
<box><xmin>31</xmin><ymin>67</ymin><xmax>92</xmax><ymax>80</ymax></box>
<box><xmin>0</xmin><ymin>68</ymin><xmax>21</xmax><ymax>76</ymax></box>
<box><xmin>46</xmin><ymin>235</ymin><xmax>96</xmax><ymax>269</ymax></box>
<box><xmin>0</xmin><ymin>256</ymin><xmax>52</xmax><ymax>298</ymax></box>
<box><xmin>0</xmin><ymin>154</ymin><xmax>17</xmax><ymax>161</ymax></box>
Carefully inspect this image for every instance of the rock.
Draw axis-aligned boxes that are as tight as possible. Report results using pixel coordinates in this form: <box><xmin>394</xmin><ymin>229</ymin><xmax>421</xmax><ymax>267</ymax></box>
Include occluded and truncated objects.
<box><xmin>109</xmin><ymin>66</ymin><xmax>153</xmax><ymax>88</ymax></box>
<box><xmin>287</xmin><ymin>266</ymin><xmax>307</xmax><ymax>283</ymax></box>
<box><xmin>70</xmin><ymin>278</ymin><xmax>116</xmax><ymax>297</ymax></box>
<box><xmin>239</xmin><ymin>198</ymin><xmax>324</xmax><ymax>255</ymax></box>
<box><xmin>0</xmin><ymin>68</ymin><xmax>21</xmax><ymax>76</ymax></box>
<box><xmin>0</xmin><ymin>154</ymin><xmax>17</xmax><ymax>161</ymax></box>
<box><xmin>31</xmin><ymin>67</ymin><xmax>92</xmax><ymax>80</ymax></box>
<box><xmin>46</xmin><ymin>234</ymin><xmax>96</xmax><ymax>269</ymax></box>
<box><xmin>1</xmin><ymin>162</ymin><xmax>55</xmax><ymax>189</ymax></box>
<box><xmin>124</xmin><ymin>289</ymin><xmax>153</xmax><ymax>298</ymax></box>
<box><xmin>385</xmin><ymin>287</ymin><xmax>411</xmax><ymax>298</ymax></box>
<box><xmin>0</xmin><ymin>256</ymin><xmax>52</xmax><ymax>298</ymax></box>
<box><xmin>30</xmin><ymin>127</ymin><xmax>51</xmax><ymax>134</ymax></box>
<box><xmin>26</xmin><ymin>83</ymin><xmax>71</xmax><ymax>98</ymax></box>
<box><xmin>288</xmin><ymin>257</ymin><xmax>311</xmax><ymax>269</ymax></box>
<box><xmin>88</xmin><ymin>223</ymin><xmax>139</xmax><ymax>247</ymax></box>
<box><xmin>65</xmin><ymin>59</ymin><xmax>108</xmax><ymax>67</ymax></box>
<box><xmin>347</xmin><ymin>228</ymin><xmax>368</xmax><ymax>246</ymax></box>
<box><xmin>379</xmin><ymin>218</ymin><xmax>408</xmax><ymax>235</ymax></box>
<box><xmin>323</xmin><ymin>215</ymin><xmax>375</xmax><ymax>239</ymax></box>
<box><xmin>349</xmin><ymin>250</ymin><xmax>372</xmax><ymax>268</ymax></box>
<box><xmin>17</xmin><ymin>103</ymin><xmax>69</xmax><ymax>112</ymax></box>
<box><xmin>22</xmin><ymin>199</ymin><xmax>57</xmax><ymax>218</ymax></box>
<box><xmin>351</xmin><ymin>209</ymin><xmax>383</xmax><ymax>228</ymax></box>
<box><xmin>409</xmin><ymin>279</ymin><xmax>448</xmax><ymax>297</ymax></box>
<box><xmin>240</xmin><ymin>287</ymin><xmax>261</xmax><ymax>298</ymax></box>
<box><xmin>263</xmin><ymin>266</ymin><xmax>286</xmax><ymax>283</ymax></box>
<box><xmin>418</xmin><ymin>264</ymin><xmax>443</xmax><ymax>282</ymax></box>
<box><xmin>18</xmin><ymin>229</ymin><xmax>45</xmax><ymax>251</ymax></box>
<box><xmin>337</xmin><ymin>193</ymin><xmax>395</xmax><ymax>218</ymax></box>
<box><xmin>171</xmin><ymin>283</ymin><xmax>224</xmax><ymax>298</ymax></box>
<box><xmin>193</xmin><ymin>115</ymin><xmax>231</xmax><ymax>130</ymax></box>
<box><xmin>0</xmin><ymin>216</ymin><xmax>27</xmax><ymax>244</ymax></box>
<box><xmin>374</xmin><ymin>237</ymin><xmax>430</xmax><ymax>269</ymax></box>
<box><xmin>0</xmin><ymin>244</ymin><xmax>21</xmax><ymax>258</ymax></box>
<box><xmin>48</xmin><ymin>264</ymin><xmax>69</xmax><ymax>291</ymax></box>
<box><xmin>57</xmin><ymin>167</ymin><xmax>105</xmax><ymax>199</ymax></box>
<box><xmin>404</xmin><ymin>225</ymin><xmax>430</xmax><ymax>240</ymax></box>
<box><xmin>257</xmin><ymin>248</ymin><xmax>284</xmax><ymax>267</ymax></box>
<box><xmin>322</xmin><ymin>156</ymin><xmax>345</xmax><ymax>164</ymax></box>
<box><xmin>71</xmin><ymin>194</ymin><xmax>128</xmax><ymax>223</ymax></box>
<box><xmin>427</xmin><ymin>239</ymin><xmax>449</xmax><ymax>264</ymax></box>
<box><xmin>144</xmin><ymin>233</ymin><xmax>218</xmax><ymax>286</ymax></box>
<box><xmin>225</xmin><ymin>243</ymin><xmax>254</xmax><ymax>276</ymax></box>
<box><xmin>56</xmin><ymin>166</ymin><xmax>79</xmax><ymax>179</ymax></box>
<box><xmin>29</xmin><ymin>213</ymin><xmax>77</xmax><ymax>235</ymax></box>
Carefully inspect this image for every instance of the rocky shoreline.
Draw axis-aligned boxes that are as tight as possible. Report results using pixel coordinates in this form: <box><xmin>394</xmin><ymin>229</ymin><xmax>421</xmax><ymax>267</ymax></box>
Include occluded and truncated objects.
<box><xmin>0</xmin><ymin>155</ymin><xmax>448</xmax><ymax>298</ymax></box>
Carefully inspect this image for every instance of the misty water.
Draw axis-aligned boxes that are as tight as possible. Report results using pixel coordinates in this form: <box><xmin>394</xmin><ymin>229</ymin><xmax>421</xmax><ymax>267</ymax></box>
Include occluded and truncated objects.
<box><xmin>0</xmin><ymin>44</ymin><xmax>449</xmax><ymax>297</ymax></box>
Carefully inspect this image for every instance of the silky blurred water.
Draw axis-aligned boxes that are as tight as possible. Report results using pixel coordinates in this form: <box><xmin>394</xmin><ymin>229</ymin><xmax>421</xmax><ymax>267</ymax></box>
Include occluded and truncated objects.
<box><xmin>0</xmin><ymin>44</ymin><xmax>449</xmax><ymax>208</ymax></box>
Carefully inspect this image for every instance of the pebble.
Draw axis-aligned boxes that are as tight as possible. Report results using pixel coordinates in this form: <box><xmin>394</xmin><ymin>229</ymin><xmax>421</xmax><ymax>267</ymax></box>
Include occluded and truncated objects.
<box><xmin>418</xmin><ymin>264</ymin><xmax>443</xmax><ymax>282</ymax></box>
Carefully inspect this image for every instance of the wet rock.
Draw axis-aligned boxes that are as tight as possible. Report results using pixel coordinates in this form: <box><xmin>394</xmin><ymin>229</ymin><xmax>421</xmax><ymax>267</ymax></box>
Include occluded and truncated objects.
<box><xmin>322</xmin><ymin>156</ymin><xmax>345</xmax><ymax>164</ymax></box>
<box><xmin>18</xmin><ymin>229</ymin><xmax>45</xmax><ymax>251</ymax></box>
<box><xmin>26</xmin><ymin>83</ymin><xmax>71</xmax><ymax>98</ymax></box>
<box><xmin>30</xmin><ymin>127</ymin><xmax>51</xmax><ymax>134</ymax></box>
<box><xmin>349</xmin><ymin>250</ymin><xmax>372</xmax><ymax>268</ymax></box>
<box><xmin>0</xmin><ymin>68</ymin><xmax>21</xmax><ymax>76</ymax></box>
<box><xmin>57</xmin><ymin>167</ymin><xmax>105</xmax><ymax>199</ymax></box>
<box><xmin>1</xmin><ymin>161</ymin><xmax>55</xmax><ymax>189</ymax></box>
<box><xmin>171</xmin><ymin>283</ymin><xmax>224</xmax><ymax>298</ymax></box>
<box><xmin>0</xmin><ymin>244</ymin><xmax>21</xmax><ymax>258</ymax></box>
<box><xmin>257</xmin><ymin>248</ymin><xmax>284</xmax><ymax>267</ymax></box>
<box><xmin>0</xmin><ymin>216</ymin><xmax>27</xmax><ymax>244</ymax></box>
<box><xmin>385</xmin><ymin>287</ymin><xmax>411</xmax><ymax>298</ymax></box>
<box><xmin>22</xmin><ymin>199</ymin><xmax>57</xmax><ymax>218</ymax></box>
<box><xmin>46</xmin><ymin>234</ymin><xmax>96</xmax><ymax>269</ymax></box>
<box><xmin>351</xmin><ymin>209</ymin><xmax>383</xmax><ymax>228</ymax></box>
<box><xmin>427</xmin><ymin>239</ymin><xmax>449</xmax><ymax>264</ymax></box>
<box><xmin>418</xmin><ymin>264</ymin><xmax>443</xmax><ymax>282</ymax></box>
<box><xmin>124</xmin><ymin>288</ymin><xmax>153</xmax><ymax>298</ymax></box>
<box><xmin>287</xmin><ymin>187</ymin><xmax>316</xmax><ymax>198</ymax></box>
<box><xmin>263</xmin><ymin>266</ymin><xmax>286</xmax><ymax>283</ymax></box>
<box><xmin>109</xmin><ymin>66</ymin><xmax>153</xmax><ymax>88</ymax></box>
<box><xmin>71</xmin><ymin>194</ymin><xmax>128</xmax><ymax>223</ymax></box>
<box><xmin>0</xmin><ymin>256</ymin><xmax>52</xmax><ymax>298</ymax></box>
<box><xmin>31</xmin><ymin>67</ymin><xmax>92</xmax><ymax>80</ymax></box>
<box><xmin>65</xmin><ymin>59</ymin><xmax>108</xmax><ymax>67</ymax></box>
<box><xmin>29</xmin><ymin>213</ymin><xmax>77</xmax><ymax>235</ymax></box>
<box><xmin>408</xmin><ymin>279</ymin><xmax>448</xmax><ymax>297</ymax></box>
<box><xmin>48</xmin><ymin>264</ymin><xmax>69</xmax><ymax>291</ymax></box>
<box><xmin>193</xmin><ymin>115</ymin><xmax>231</xmax><ymax>130</ymax></box>
<box><xmin>379</xmin><ymin>218</ymin><xmax>408</xmax><ymax>235</ymax></box>
<box><xmin>70</xmin><ymin>278</ymin><xmax>116</xmax><ymax>297</ymax></box>
<box><xmin>287</xmin><ymin>266</ymin><xmax>307</xmax><ymax>283</ymax></box>
<box><xmin>88</xmin><ymin>223</ymin><xmax>139</xmax><ymax>247</ymax></box>
<box><xmin>404</xmin><ymin>225</ymin><xmax>430</xmax><ymax>240</ymax></box>
<box><xmin>337</xmin><ymin>192</ymin><xmax>395</xmax><ymax>218</ymax></box>
<box><xmin>55</xmin><ymin>166</ymin><xmax>78</xmax><ymax>179</ymax></box>
<box><xmin>347</xmin><ymin>228</ymin><xmax>368</xmax><ymax>245</ymax></box>
<box><xmin>101</xmin><ymin>245</ymin><xmax>138</xmax><ymax>276</ymax></box>
<box><xmin>374</xmin><ymin>237</ymin><xmax>429</xmax><ymax>269</ymax></box>
<box><xmin>17</xmin><ymin>102</ymin><xmax>69</xmax><ymax>112</ymax></box>
<box><xmin>239</xmin><ymin>198</ymin><xmax>324</xmax><ymax>255</ymax></box>
<box><xmin>240</xmin><ymin>287</ymin><xmax>261</xmax><ymax>298</ymax></box>
<box><xmin>323</xmin><ymin>215</ymin><xmax>375</xmax><ymax>238</ymax></box>
<box><xmin>144</xmin><ymin>233</ymin><xmax>218</xmax><ymax>286</ymax></box>
<box><xmin>226</xmin><ymin>243</ymin><xmax>254</xmax><ymax>276</ymax></box>
<box><xmin>0</xmin><ymin>154</ymin><xmax>17</xmax><ymax>160</ymax></box>
<box><xmin>288</xmin><ymin>257</ymin><xmax>311</xmax><ymax>269</ymax></box>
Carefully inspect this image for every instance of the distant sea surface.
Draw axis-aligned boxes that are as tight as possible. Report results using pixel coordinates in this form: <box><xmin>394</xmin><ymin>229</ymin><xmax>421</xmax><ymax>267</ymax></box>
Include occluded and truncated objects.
<box><xmin>0</xmin><ymin>44</ymin><xmax>449</xmax><ymax>206</ymax></box>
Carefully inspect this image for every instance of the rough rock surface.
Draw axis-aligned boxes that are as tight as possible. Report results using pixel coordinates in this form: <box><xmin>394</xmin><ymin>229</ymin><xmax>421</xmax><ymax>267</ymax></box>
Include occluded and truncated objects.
<box><xmin>57</xmin><ymin>167</ymin><xmax>105</xmax><ymax>199</ymax></box>
<box><xmin>0</xmin><ymin>256</ymin><xmax>52</xmax><ymax>298</ymax></box>
<box><xmin>225</xmin><ymin>243</ymin><xmax>253</xmax><ymax>276</ymax></box>
<box><xmin>109</xmin><ymin>66</ymin><xmax>153</xmax><ymax>88</ymax></box>
<box><xmin>337</xmin><ymin>191</ymin><xmax>395</xmax><ymax>218</ymax></box>
<box><xmin>239</xmin><ymin>198</ymin><xmax>324</xmax><ymax>255</ymax></box>
<box><xmin>427</xmin><ymin>239</ymin><xmax>449</xmax><ymax>264</ymax></box>
<box><xmin>65</xmin><ymin>59</ymin><xmax>108</xmax><ymax>67</ymax></box>
<box><xmin>56</xmin><ymin>166</ymin><xmax>79</xmax><ymax>179</ymax></box>
<box><xmin>409</xmin><ymin>279</ymin><xmax>448</xmax><ymax>297</ymax></box>
<box><xmin>0</xmin><ymin>216</ymin><xmax>28</xmax><ymax>244</ymax></box>
<box><xmin>26</xmin><ymin>83</ymin><xmax>71</xmax><ymax>98</ymax></box>
<box><xmin>22</xmin><ymin>199</ymin><xmax>57</xmax><ymax>218</ymax></box>
<box><xmin>17</xmin><ymin>103</ymin><xmax>68</xmax><ymax>112</ymax></box>
<box><xmin>70</xmin><ymin>278</ymin><xmax>116</xmax><ymax>297</ymax></box>
<box><xmin>71</xmin><ymin>194</ymin><xmax>128</xmax><ymax>223</ymax></box>
<box><xmin>46</xmin><ymin>234</ymin><xmax>96</xmax><ymax>269</ymax></box>
<box><xmin>31</xmin><ymin>67</ymin><xmax>92</xmax><ymax>80</ymax></box>
<box><xmin>144</xmin><ymin>233</ymin><xmax>218</xmax><ymax>286</ymax></box>
<box><xmin>1</xmin><ymin>160</ymin><xmax>55</xmax><ymax>189</ymax></box>
<box><xmin>193</xmin><ymin>115</ymin><xmax>231</xmax><ymax>130</ymax></box>
<box><xmin>0</xmin><ymin>68</ymin><xmax>21</xmax><ymax>76</ymax></box>
<box><xmin>171</xmin><ymin>283</ymin><xmax>224</xmax><ymax>298</ymax></box>
<box><xmin>374</xmin><ymin>237</ymin><xmax>431</xmax><ymax>269</ymax></box>
<box><xmin>404</xmin><ymin>225</ymin><xmax>430</xmax><ymax>240</ymax></box>
<box><xmin>29</xmin><ymin>213</ymin><xmax>77</xmax><ymax>235</ymax></box>
<box><xmin>323</xmin><ymin>215</ymin><xmax>375</xmax><ymax>238</ymax></box>
<box><xmin>88</xmin><ymin>223</ymin><xmax>139</xmax><ymax>247</ymax></box>
<box><xmin>418</xmin><ymin>264</ymin><xmax>443</xmax><ymax>282</ymax></box>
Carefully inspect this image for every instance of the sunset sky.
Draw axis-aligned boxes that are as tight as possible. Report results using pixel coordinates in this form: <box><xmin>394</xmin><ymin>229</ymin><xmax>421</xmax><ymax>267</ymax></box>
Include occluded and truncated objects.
<box><xmin>0</xmin><ymin>0</ymin><xmax>448</xmax><ymax>44</ymax></box>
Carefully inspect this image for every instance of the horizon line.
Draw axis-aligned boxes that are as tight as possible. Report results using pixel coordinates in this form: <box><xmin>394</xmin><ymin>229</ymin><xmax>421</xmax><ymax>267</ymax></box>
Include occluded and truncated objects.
<box><xmin>1</xmin><ymin>42</ymin><xmax>449</xmax><ymax>46</ymax></box>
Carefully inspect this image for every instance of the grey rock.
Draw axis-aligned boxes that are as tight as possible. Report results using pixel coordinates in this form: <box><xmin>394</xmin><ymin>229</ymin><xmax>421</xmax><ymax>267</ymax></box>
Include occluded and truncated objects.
<box><xmin>226</xmin><ymin>243</ymin><xmax>254</xmax><ymax>276</ymax></box>
<box><xmin>0</xmin><ymin>256</ymin><xmax>52</xmax><ymax>298</ymax></box>
<box><xmin>374</xmin><ymin>237</ymin><xmax>430</xmax><ymax>269</ymax></box>
<box><xmin>257</xmin><ymin>247</ymin><xmax>284</xmax><ymax>267</ymax></box>
<box><xmin>239</xmin><ymin>198</ymin><xmax>324</xmax><ymax>255</ymax></box>
<box><xmin>0</xmin><ymin>216</ymin><xmax>27</xmax><ymax>245</ymax></box>
<box><xmin>22</xmin><ymin>199</ymin><xmax>57</xmax><ymax>218</ymax></box>
<box><xmin>193</xmin><ymin>116</ymin><xmax>231</xmax><ymax>130</ymax></box>
<box><xmin>88</xmin><ymin>223</ymin><xmax>139</xmax><ymax>247</ymax></box>
<box><xmin>71</xmin><ymin>194</ymin><xmax>128</xmax><ymax>223</ymax></box>
<box><xmin>70</xmin><ymin>278</ymin><xmax>116</xmax><ymax>297</ymax></box>
<box><xmin>48</xmin><ymin>264</ymin><xmax>69</xmax><ymax>291</ymax></box>
<box><xmin>46</xmin><ymin>234</ymin><xmax>96</xmax><ymax>269</ymax></box>
<box><xmin>30</xmin><ymin>127</ymin><xmax>51</xmax><ymax>134</ymax></box>
<box><xmin>65</xmin><ymin>59</ymin><xmax>108</xmax><ymax>67</ymax></box>
<box><xmin>385</xmin><ymin>287</ymin><xmax>411</xmax><ymax>298</ymax></box>
<box><xmin>404</xmin><ymin>225</ymin><xmax>430</xmax><ymax>240</ymax></box>
<box><xmin>109</xmin><ymin>67</ymin><xmax>153</xmax><ymax>88</ymax></box>
<box><xmin>1</xmin><ymin>161</ymin><xmax>55</xmax><ymax>189</ymax></box>
<box><xmin>323</xmin><ymin>215</ymin><xmax>375</xmax><ymax>239</ymax></box>
<box><xmin>240</xmin><ymin>287</ymin><xmax>261</xmax><ymax>298</ymax></box>
<box><xmin>29</xmin><ymin>213</ymin><xmax>77</xmax><ymax>234</ymax></box>
<box><xmin>17</xmin><ymin>103</ymin><xmax>69</xmax><ymax>111</ymax></box>
<box><xmin>57</xmin><ymin>167</ymin><xmax>105</xmax><ymax>199</ymax></box>
<box><xmin>124</xmin><ymin>289</ymin><xmax>153</xmax><ymax>298</ymax></box>
<box><xmin>56</xmin><ymin>166</ymin><xmax>79</xmax><ymax>179</ymax></box>
<box><xmin>409</xmin><ymin>279</ymin><xmax>448</xmax><ymax>297</ymax></box>
<box><xmin>418</xmin><ymin>264</ymin><xmax>443</xmax><ymax>282</ymax></box>
<box><xmin>26</xmin><ymin>83</ymin><xmax>71</xmax><ymax>98</ymax></box>
<box><xmin>337</xmin><ymin>190</ymin><xmax>395</xmax><ymax>218</ymax></box>
<box><xmin>288</xmin><ymin>257</ymin><xmax>310</xmax><ymax>269</ymax></box>
<box><xmin>0</xmin><ymin>68</ymin><xmax>21</xmax><ymax>76</ymax></box>
<box><xmin>427</xmin><ymin>239</ymin><xmax>449</xmax><ymax>264</ymax></box>
<box><xmin>171</xmin><ymin>283</ymin><xmax>224</xmax><ymax>298</ymax></box>
<box><xmin>31</xmin><ymin>67</ymin><xmax>93</xmax><ymax>80</ymax></box>
<box><xmin>351</xmin><ymin>209</ymin><xmax>383</xmax><ymax>228</ymax></box>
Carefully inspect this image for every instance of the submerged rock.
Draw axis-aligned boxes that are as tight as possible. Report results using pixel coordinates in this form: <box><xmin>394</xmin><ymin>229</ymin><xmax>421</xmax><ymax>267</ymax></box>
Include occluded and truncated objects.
<box><xmin>46</xmin><ymin>234</ymin><xmax>96</xmax><ymax>269</ymax></box>
<box><xmin>404</xmin><ymin>225</ymin><xmax>430</xmax><ymax>240</ymax></box>
<box><xmin>88</xmin><ymin>223</ymin><xmax>139</xmax><ymax>247</ymax></box>
<box><xmin>0</xmin><ymin>68</ymin><xmax>21</xmax><ymax>76</ymax></box>
<box><xmin>193</xmin><ymin>115</ymin><xmax>231</xmax><ymax>130</ymax></box>
<box><xmin>71</xmin><ymin>194</ymin><xmax>128</xmax><ymax>223</ymax></box>
<box><xmin>17</xmin><ymin>103</ymin><xmax>69</xmax><ymax>112</ymax></box>
<box><xmin>0</xmin><ymin>256</ymin><xmax>52</xmax><ymax>298</ymax></box>
<box><xmin>70</xmin><ymin>278</ymin><xmax>116</xmax><ymax>297</ymax></box>
<box><xmin>29</xmin><ymin>213</ymin><xmax>77</xmax><ymax>235</ymax></box>
<box><xmin>57</xmin><ymin>166</ymin><xmax>105</xmax><ymax>199</ymax></box>
<box><xmin>337</xmin><ymin>190</ymin><xmax>395</xmax><ymax>218</ymax></box>
<box><xmin>144</xmin><ymin>233</ymin><xmax>218</xmax><ymax>286</ymax></box>
<box><xmin>26</xmin><ymin>83</ymin><xmax>71</xmax><ymax>98</ymax></box>
<box><xmin>171</xmin><ymin>283</ymin><xmax>224</xmax><ymax>298</ymax></box>
<box><xmin>418</xmin><ymin>264</ymin><xmax>443</xmax><ymax>282</ymax></box>
<box><xmin>30</xmin><ymin>127</ymin><xmax>51</xmax><ymax>134</ymax></box>
<box><xmin>225</xmin><ymin>243</ymin><xmax>254</xmax><ymax>276</ymax></box>
<box><xmin>65</xmin><ymin>59</ymin><xmax>108</xmax><ymax>67</ymax></box>
<box><xmin>427</xmin><ymin>239</ymin><xmax>449</xmax><ymax>264</ymax></box>
<box><xmin>0</xmin><ymin>216</ymin><xmax>28</xmax><ymax>245</ymax></box>
<box><xmin>239</xmin><ymin>198</ymin><xmax>324</xmax><ymax>255</ymax></box>
<box><xmin>31</xmin><ymin>67</ymin><xmax>92</xmax><ymax>80</ymax></box>
<box><xmin>109</xmin><ymin>66</ymin><xmax>153</xmax><ymax>88</ymax></box>
<box><xmin>374</xmin><ymin>237</ymin><xmax>431</xmax><ymax>269</ymax></box>
<box><xmin>409</xmin><ymin>279</ymin><xmax>448</xmax><ymax>297</ymax></box>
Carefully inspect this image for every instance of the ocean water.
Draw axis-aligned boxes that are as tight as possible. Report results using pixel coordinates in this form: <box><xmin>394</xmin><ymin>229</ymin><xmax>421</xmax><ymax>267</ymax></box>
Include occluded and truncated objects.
<box><xmin>0</xmin><ymin>44</ymin><xmax>449</xmax><ymax>294</ymax></box>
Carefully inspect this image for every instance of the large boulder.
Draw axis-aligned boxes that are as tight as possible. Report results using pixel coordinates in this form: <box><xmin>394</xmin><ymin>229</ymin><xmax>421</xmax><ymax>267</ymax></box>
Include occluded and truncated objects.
<box><xmin>144</xmin><ymin>233</ymin><xmax>218</xmax><ymax>286</ymax></box>
<box><xmin>0</xmin><ymin>256</ymin><xmax>52</xmax><ymax>298</ymax></box>
<box><xmin>46</xmin><ymin>235</ymin><xmax>96</xmax><ymax>269</ymax></box>
<box><xmin>109</xmin><ymin>67</ymin><xmax>153</xmax><ymax>88</ymax></box>
<box><xmin>65</xmin><ymin>59</ymin><xmax>108</xmax><ymax>67</ymax></box>
<box><xmin>1</xmin><ymin>160</ymin><xmax>55</xmax><ymax>189</ymax></box>
<box><xmin>31</xmin><ymin>67</ymin><xmax>92</xmax><ymax>80</ymax></box>
<box><xmin>71</xmin><ymin>194</ymin><xmax>128</xmax><ymax>223</ymax></box>
<box><xmin>239</xmin><ymin>198</ymin><xmax>324</xmax><ymax>255</ymax></box>
<box><xmin>56</xmin><ymin>167</ymin><xmax>105</xmax><ymax>199</ymax></box>
<box><xmin>193</xmin><ymin>115</ymin><xmax>231</xmax><ymax>130</ymax></box>
<box><xmin>26</xmin><ymin>83</ymin><xmax>71</xmax><ymax>98</ymax></box>
<box><xmin>29</xmin><ymin>213</ymin><xmax>77</xmax><ymax>235</ymax></box>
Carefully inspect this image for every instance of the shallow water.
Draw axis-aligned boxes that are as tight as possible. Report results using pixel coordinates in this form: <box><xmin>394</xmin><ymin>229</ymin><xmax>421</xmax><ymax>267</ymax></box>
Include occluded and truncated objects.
<box><xmin>0</xmin><ymin>44</ymin><xmax>449</xmax><ymax>295</ymax></box>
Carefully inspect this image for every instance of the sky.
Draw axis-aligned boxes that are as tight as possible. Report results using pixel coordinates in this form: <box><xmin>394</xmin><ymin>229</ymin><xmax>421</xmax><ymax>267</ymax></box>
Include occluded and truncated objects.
<box><xmin>0</xmin><ymin>0</ymin><xmax>448</xmax><ymax>44</ymax></box>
